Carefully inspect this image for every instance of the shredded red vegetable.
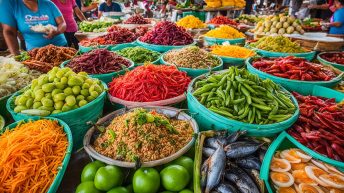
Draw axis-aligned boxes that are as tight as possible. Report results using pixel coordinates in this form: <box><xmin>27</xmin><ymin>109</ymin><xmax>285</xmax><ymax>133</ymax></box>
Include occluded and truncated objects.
<box><xmin>66</xmin><ymin>49</ymin><xmax>131</xmax><ymax>74</ymax></box>
<box><xmin>208</xmin><ymin>16</ymin><xmax>238</xmax><ymax>26</ymax></box>
<box><xmin>320</xmin><ymin>52</ymin><xmax>344</xmax><ymax>65</ymax></box>
<box><xmin>108</xmin><ymin>64</ymin><xmax>191</xmax><ymax>102</ymax></box>
<box><xmin>140</xmin><ymin>21</ymin><xmax>194</xmax><ymax>46</ymax></box>
<box><xmin>80</xmin><ymin>27</ymin><xmax>136</xmax><ymax>46</ymax></box>
<box><xmin>124</xmin><ymin>15</ymin><xmax>150</xmax><ymax>24</ymax></box>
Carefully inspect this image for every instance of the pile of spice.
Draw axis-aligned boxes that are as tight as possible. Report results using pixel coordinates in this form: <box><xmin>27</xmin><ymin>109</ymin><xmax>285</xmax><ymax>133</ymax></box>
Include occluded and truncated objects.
<box><xmin>80</xmin><ymin>27</ymin><xmax>136</xmax><ymax>46</ymax></box>
<box><xmin>211</xmin><ymin>45</ymin><xmax>255</xmax><ymax>58</ymax></box>
<box><xmin>108</xmin><ymin>64</ymin><xmax>191</xmax><ymax>102</ymax></box>
<box><xmin>208</xmin><ymin>16</ymin><xmax>238</xmax><ymax>26</ymax></box>
<box><xmin>249</xmin><ymin>36</ymin><xmax>306</xmax><ymax>53</ymax></box>
<box><xmin>319</xmin><ymin>52</ymin><xmax>344</xmax><ymax>65</ymax></box>
<box><xmin>163</xmin><ymin>46</ymin><xmax>221</xmax><ymax>69</ymax></box>
<box><xmin>124</xmin><ymin>14</ymin><xmax>150</xmax><ymax>24</ymax></box>
<box><xmin>204</xmin><ymin>25</ymin><xmax>245</xmax><ymax>39</ymax></box>
<box><xmin>176</xmin><ymin>15</ymin><xmax>207</xmax><ymax>29</ymax></box>
<box><xmin>140</xmin><ymin>21</ymin><xmax>194</xmax><ymax>46</ymax></box>
<box><xmin>116</xmin><ymin>46</ymin><xmax>161</xmax><ymax>64</ymax></box>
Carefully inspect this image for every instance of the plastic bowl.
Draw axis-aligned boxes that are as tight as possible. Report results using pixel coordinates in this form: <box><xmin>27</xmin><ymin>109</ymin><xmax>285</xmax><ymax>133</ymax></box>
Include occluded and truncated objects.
<box><xmin>216</xmin><ymin>55</ymin><xmax>247</xmax><ymax>65</ymax></box>
<box><xmin>83</xmin><ymin>106</ymin><xmax>199</xmax><ymax>168</ymax></box>
<box><xmin>248</xmin><ymin>46</ymin><xmax>316</xmax><ymax>61</ymax></box>
<box><xmin>78</xmin><ymin>43</ymin><xmax>135</xmax><ymax>53</ymax></box>
<box><xmin>246</xmin><ymin>57</ymin><xmax>344</xmax><ymax>95</ymax></box>
<box><xmin>187</xmin><ymin>70</ymin><xmax>300</xmax><ymax>137</ymax></box>
<box><xmin>136</xmin><ymin>39</ymin><xmax>196</xmax><ymax>53</ymax></box>
<box><xmin>160</xmin><ymin>51</ymin><xmax>223</xmax><ymax>78</ymax></box>
<box><xmin>204</xmin><ymin>36</ymin><xmax>245</xmax><ymax>46</ymax></box>
<box><xmin>318</xmin><ymin>52</ymin><xmax>344</xmax><ymax>71</ymax></box>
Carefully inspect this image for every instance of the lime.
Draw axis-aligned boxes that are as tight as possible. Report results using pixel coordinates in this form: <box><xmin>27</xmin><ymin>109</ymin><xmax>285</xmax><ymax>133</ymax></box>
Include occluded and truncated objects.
<box><xmin>94</xmin><ymin>165</ymin><xmax>124</xmax><ymax>191</ymax></box>
<box><xmin>107</xmin><ymin>187</ymin><xmax>130</xmax><ymax>193</ymax></box>
<box><xmin>81</xmin><ymin>160</ymin><xmax>105</xmax><ymax>182</ymax></box>
<box><xmin>75</xmin><ymin>181</ymin><xmax>101</xmax><ymax>193</ymax></box>
<box><xmin>133</xmin><ymin>168</ymin><xmax>160</xmax><ymax>193</ymax></box>
<box><xmin>179</xmin><ymin>189</ymin><xmax>193</xmax><ymax>193</ymax></box>
<box><xmin>169</xmin><ymin>156</ymin><xmax>194</xmax><ymax>177</ymax></box>
<box><xmin>160</xmin><ymin>165</ymin><xmax>190</xmax><ymax>191</ymax></box>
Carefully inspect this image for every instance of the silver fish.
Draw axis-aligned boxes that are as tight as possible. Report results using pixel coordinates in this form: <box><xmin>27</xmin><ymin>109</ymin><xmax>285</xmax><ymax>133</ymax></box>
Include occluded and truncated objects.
<box><xmin>215</xmin><ymin>182</ymin><xmax>240</xmax><ymax>193</ymax></box>
<box><xmin>224</xmin><ymin>165</ymin><xmax>260</xmax><ymax>193</ymax></box>
<box><xmin>235</xmin><ymin>156</ymin><xmax>261</xmax><ymax>170</ymax></box>
<box><xmin>225</xmin><ymin>142</ymin><xmax>263</xmax><ymax>159</ymax></box>
<box><xmin>205</xmin><ymin>144</ymin><xmax>226</xmax><ymax>193</ymax></box>
<box><xmin>203</xmin><ymin>147</ymin><xmax>216</xmax><ymax>157</ymax></box>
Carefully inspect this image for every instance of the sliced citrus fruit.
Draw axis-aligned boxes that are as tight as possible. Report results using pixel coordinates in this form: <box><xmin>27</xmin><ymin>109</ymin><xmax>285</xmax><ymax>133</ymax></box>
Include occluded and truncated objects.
<box><xmin>271</xmin><ymin>171</ymin><xmax>294</xmax><ymax>188</ymax></box>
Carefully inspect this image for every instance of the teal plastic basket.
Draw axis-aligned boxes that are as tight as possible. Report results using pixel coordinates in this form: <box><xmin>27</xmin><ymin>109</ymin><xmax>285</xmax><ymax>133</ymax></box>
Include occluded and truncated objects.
<box><xmin>246</xmin><ymin>58</ymin><xmax>344</xmax><ymax>95</ymax></box>
<box><xmin>249</xmin><ymin>47</ymin><xmax>316</xmax><ymax>61</ymax></box>
<box><xmin>318</xmin><ymin>52</ymin><xmax>344</xmax><ymax>72</ymax></box>
<box><xmin>2</xmin><ymin>117</ymin><xmax>73</xmax><ymax>193</ymax></box>
<box><xmin>136</xmin><ymin>39</ymin><xmax>196</xmax><ymax>53</ymax></box>
<box><xmin>260</xmin><ymin>132</ymin><xmax>344</xmax><ymax>193</ymax></box>
<box><xmin>216</xmin><ymin>55</ymin><xmax>247</xmax><ymax>65</ymax></box>
<box><xmin>111</xmin><ymin>44</ymin><xmax>162</xmax><ymax>66</ymax></box>
<box><xmin>187</xmin><ymin>71</ymin><xmax>300</xmax><ymax>137</ymax></box>
<box><xmin>160</xmin><ymin>51</ymin><xmax>223</xmax><ymax>78</ymax></box>
<box><xmin>60</xmin><ymin>59</ymin><xmax>134</xmax><ymax>84</ymax></box>
<box><xmin>6</xmin><ymin>81</ymin><xmax>108</xmax><ymax>151</ymax></box>
<box><xmin>204</xmin><ymin>36</ymin><xmax>246</xmax><ymax>46</ymax></box>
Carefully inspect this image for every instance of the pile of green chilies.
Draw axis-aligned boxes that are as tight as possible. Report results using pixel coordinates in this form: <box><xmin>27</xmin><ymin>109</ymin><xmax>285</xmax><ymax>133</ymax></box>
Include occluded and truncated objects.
<box><xmin>193</xmin><ymin>66</ymin><xmax>296</xmax><ymax>124</ymax></box>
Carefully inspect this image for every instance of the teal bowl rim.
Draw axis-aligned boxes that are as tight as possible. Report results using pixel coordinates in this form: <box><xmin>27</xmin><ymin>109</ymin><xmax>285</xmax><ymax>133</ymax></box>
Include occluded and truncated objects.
<box><xmin>160</xmin><ymin>49</ymin><xmax>223</xmax><ymax>71</ymax></box>
<box><xmin>247</xmin><ymin>45</ymin><xmax>317</xmax><ymax>58</ymax></box>
<box><xmin>6</xmin><ymin>80</ymin><xmax>108</xmax><ymax>117</ymax></box>
<box><xmin>136</xmin><ymin>38</ymin><xmax>197</xmax><ymax>49</ymax></box>
<box><xmin>203</xmin><ymin>36</ymin><xmax>246</xmax><ymax>43</ymax></box>
<box><xmin>317</xmin><ymin>52</ymin><xmax>344</xmax><ymax>69</ymax></box>
<box><xmin>187</xmin><ymin>69</ymin><xmax>300</xmax><ymax>130</ymax></box>
<box><xmin>78</xmin><ymin>42</ymin><xmax>136</xmax><ymax>51</ymax></box>
<box><xmin>2</xmin><ymin>117</ymin><xmax>73</xmax><ymax>193</ymax></box>
<box><xmin>111</xmin><ymin>44</ymin><xmax>162</xmax><ymax>65</ymax></box>
<box><xmin>246</xmin><ymin>57</ymin><xmax>344</xmax><ymax>84</ymax></box>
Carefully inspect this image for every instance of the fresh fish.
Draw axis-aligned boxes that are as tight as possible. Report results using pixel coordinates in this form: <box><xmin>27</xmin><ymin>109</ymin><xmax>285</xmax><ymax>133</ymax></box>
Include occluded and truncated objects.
<box><xmin>203</xmin><ymin>147</ymin><xmax>216</xmax><ymax>157</ymax></box>
<box><xmin>225</xmin><ymin>142</ymin><xmax>263</xmax><ymax>159</ymax></box>
<box><xmin>235</xmin><ymin>156</ymin><xmax>261</xmax><ymax>170</ymax></box>
<box><xmin>215</xmin><ymin>182</ymin><xmax>240</xmax><ymax>193</ymax></box>
<box><xmin>245</xmin><ymin>169</ymin><xmax>265</xmax><ymax>193</ymax></box>
<box><xmin>224</xmin><ymin>165</ymin><xmax>260</xmax><ymax>193</ymax></box>
<box><xmin>226</xmin><ymin>130</ymin><xmax>247</xmax><ymax>144</ymax></box>
<box><xmin>205</xmin><ymin>144</ymin><xmax>226</xmax><ymax>193</ymax></box>
<box><xmin>205</xmin><ymin>130</ymin><xmax>247</xmax><ymax>149</ymax></box>
<box><xmin>201</xmin><ymin>158</ymin><xmax>209</xmax><ymax>190</ymax></box>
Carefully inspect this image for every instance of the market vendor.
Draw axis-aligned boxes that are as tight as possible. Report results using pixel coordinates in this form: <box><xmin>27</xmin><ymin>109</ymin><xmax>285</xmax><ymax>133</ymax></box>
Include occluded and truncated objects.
<box><xmin>0</xmin><ymin>0</ymin><xmax>67</xmax><ymax>55</ymax></box>
<box><xmin>328</xmin><ymin>0</ymin><xmax>344</xmax><ymax>35</ymax></box>
<box><xmin>98</xmin><ymin>0</ymin><xmax>122</xmax><ymax>18</ymax></box>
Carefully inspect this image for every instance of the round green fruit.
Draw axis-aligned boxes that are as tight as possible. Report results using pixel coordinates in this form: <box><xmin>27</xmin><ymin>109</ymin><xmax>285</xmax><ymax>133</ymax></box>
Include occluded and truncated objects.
<box><xmin>160</xmin><ymin>165</ymin><xmax>190</xmax><ymax>192</ymax></box>
<box><xmin>133</xmin><ymin>168</ymin><xmax>160</xmax><ymax>193</ymax></box>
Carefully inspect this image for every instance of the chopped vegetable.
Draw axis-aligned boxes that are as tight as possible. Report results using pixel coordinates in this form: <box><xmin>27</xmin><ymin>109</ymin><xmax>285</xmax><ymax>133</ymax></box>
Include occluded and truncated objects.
<box><xmin>116</xmin><ymin>46</ymin><xmax>161</xmax><ymax>64</ymax></box>
<box><xmin>204</xmin><ymin>25</ymin><xmax>245</xmax><ymax>39</ymax></box>
<box><xmin>210</xmin><ymin>45</ymin><xmax>255</xmax><ymax>58</ymax></box>
<box><xmin>176</xmin><ymin>15</ymin><xmax>207</xmax><ymax>29</ymax></box>
<box><xmin>249</xmin><ymin>36</ymin><xmax>306</xmax><ymax>53</ymax></box>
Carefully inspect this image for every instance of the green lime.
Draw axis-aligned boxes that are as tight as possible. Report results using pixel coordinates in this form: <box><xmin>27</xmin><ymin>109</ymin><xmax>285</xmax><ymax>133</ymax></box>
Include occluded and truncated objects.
<box><xmin>81</xmin><ymin>160</ymin><xmax>105</xmax><ymax>182</ymax></box>
<box><xmin>75</xmin><ymin>181</ymin><xmax>101</xmax><ymax>193</ymax></box>
<box><xmin>107</xmin><ymin>187</ymin><xmax>130</xmax><ymax>193</ymax></box>
<box><xmin>133</xmin><ymin>168</ymin><xmax>160</xmax><ymax>193</ymax></box>
<box><xmin>179</xmin><ymin>189</ymin><xmax>193</xmax><ymax>193</ymax></box>
<box><xmin>160</xmin><ymin>165</ymin><xmax>190</xmax><ymax>192</ymax></box>
<box><xmin>94</xmin><ymin>165</ymin><xmax>124</xmax><ymax>191</ymax></box>
<box><xmin>170</xmin><ymin>156</ymin><xmax>194</xmax><ymax>177</ymax></box>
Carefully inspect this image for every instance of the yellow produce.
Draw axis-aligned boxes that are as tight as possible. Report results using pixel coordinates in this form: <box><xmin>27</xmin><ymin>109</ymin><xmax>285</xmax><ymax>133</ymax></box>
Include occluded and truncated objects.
<box><xmin>204</xmin><ymin>0</ymin><xmax>222</xmax><ymax>8</ymax></box>
<box><xmin>219</xmin><ymin>0</ymin><xmax>246</xmax><ymax>7</ymax></box>
<box><xmin>176</xmin><ymin>15</ymin><xmax>207</xmax><ymax>29</ymax></box>
<box><xmin>254</xmin><ymin>14</ymin><xmax>304</xmax><ymax>35</ymax></box>
<box><xmin>205</xmin><ymin>25</ymin><xmax>245</xmax><ymax>39</ymax></box>
<box><xmin>211</xmin><ymin>45</ymin><xmax>255</xmax><ymax>58</ymax></box>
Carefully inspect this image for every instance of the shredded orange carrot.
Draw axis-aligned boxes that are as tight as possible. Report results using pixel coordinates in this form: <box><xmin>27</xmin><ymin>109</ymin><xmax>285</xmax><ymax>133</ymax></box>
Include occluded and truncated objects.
<box><xmin>0</xmin><ymin>119</ymin><xmax>68</xmax><ymax>193</ymax></box>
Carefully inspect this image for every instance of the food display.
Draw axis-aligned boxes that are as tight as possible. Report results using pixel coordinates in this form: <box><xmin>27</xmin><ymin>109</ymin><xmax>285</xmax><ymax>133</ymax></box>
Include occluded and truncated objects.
<box><xmin>334</xmin><ymin>81</ymin><xmax>344</xmax><ymax>93</ymax></box>
<box><xmin>254</xmin><ymin>15</ymin><xmax>304</xmax><ymax>35</ymax></box>
<box><xmin>193</xmin><ymin>66</ymin><xmax>296</xmax><ymax>124</ymax></box>
<box><xmin>115</xmin><ymin>46</ymin><xmax>161</xmax><ymax>64</ymax></box>
<box><xmin>66</xmin><ymin>49</ymin><xmax>132</xmax><ymax>74</ymax></box>
<box><xmin>288</xmin><ymin>92</ymin><xmax>344</xmax><ymax>161</ymax></box>
<box><xmin>30</xmin><ymin>24</ymin><xmax>57</xmax><ymax>33</ymax></box>
<box><xmin>270</xmin><ymin>148</ymin><xmax>344</xmax><ymax>192</ymax></box>
<box><xmin>236</xmin><ymin>14</ymin><xmax>264</xmax><ymax>25</ymax></box>
<box><xmin>302</xmin><ymin>18</ymin><xmax>322</xmax><ymax>32</ymax></box>
<box><xmin>199</xmin><ymin>130</ymin><xmax>267</xmax><ymax>193</ymax></box>
<box><xmin>0</xmin><ymin>57</ymin><xmax>41</xmax><ymax>98</ymax></box>
<box><xmin>204</xmin><ymin>0</ymin><xmax>246</xmax><ymax>8</ymax></box>
<box><xmin>15</xmin><ymin>45</ymin><xmax>77</xmax><ymax>73</ymax></box>
<box><xmin>249</xmin><ymin>36</ymin><xmax>306</xmax><ymax>53</ymax></box>
<box><xmin>93</xmin><ymin>108</ymin><xmax>194</xmax><ymax>162</ymax></box>
<box><xmin>79</xmin><ymin>18</ymin><xmax>119</xmax><ymax>32</ymax></box>
<box><xmin>108</xmin><ymin>64</ymin><xmax>191</xmax><ymax>102</ymax></box>
<box><xmin>80</xmin><ymin>27</ymin><xmax>137</xmax><ymax>47</ymax></box>
<box><xmin>124</xmin><ymin>14</ymin><xmax>150</xmax><ymax>24</ymax></box>
<box><xmin>204</xmin><ymin>25</ymin><xmax>245</xmax><ymax>39</ymax></box>
<box><xmin>252</xmin><ymin>56</ymin><xmax>338</xmax><ymax>81</ymax></box>
<box><xmin>163</xmin><ymin>46</ymin><xmax>221</xmax><ymax>69</ymax></box>
<box><xmin>210</xmin><ymin>45</ymin><xmax>255</xmax><ymax>59</ymax></box>
<box><xmin>208</xmin><ymin>16</ymin><xmax>238</xmax><ymax>26</ymax></box>
<box><xmin>139</xmin><ymin>21</ymin><xmax>194</xmax><ymax>46</ymax></box>
<box><xmin>319</xmin><ymin>52</ymin><xmax>344</xmax><ymax>65</ymax></box>
<box><xmin>176</xmin><ymin>15</ymin><xmax>207</xmax><ymax>29</ymax></box>
<box><xmin>13</xmin><ymin>67</ymin><xmax>105</xmax><ymax>115</ymax></box>
<box><xmin>0</xmin><ymin>119</ymin><xmax>68</xmax><ymax>193</ymax></box>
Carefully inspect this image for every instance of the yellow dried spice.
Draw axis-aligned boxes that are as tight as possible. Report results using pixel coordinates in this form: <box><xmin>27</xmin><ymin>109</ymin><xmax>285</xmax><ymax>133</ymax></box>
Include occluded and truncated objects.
<box><xmin>205</xmin><ymin>25</ymin><xmax>245</xmax><ymax>39</ymax></box>
<box><xmin>176</xmin><ymin>15</ymin><xmax>207</xmax><ymax>29</ymax></box>
<box><xmin>211</xmin><ymin>45</ymin><xmax>255</xmax><ymax>58</ymax></box>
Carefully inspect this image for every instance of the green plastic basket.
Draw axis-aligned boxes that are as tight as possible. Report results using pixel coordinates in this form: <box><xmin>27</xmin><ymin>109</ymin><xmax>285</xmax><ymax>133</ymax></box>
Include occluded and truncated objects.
<box><xmin>160</xmin><ymin>51</ymin><xmax>223</xmax><ymax>78</ymax></box>
<box><xmin>204</xmin><ymin>36</ymin><xmax>246</xmax><ymax>46</ymax></box>
<box><xmin>249</xmin><ymin>47</ymin><xmax>316</xmax><ymax>61</ymax></box>
<box><xmin>60</xmin><ymin>59</ymin><xmax>134</xmax><ymax>84</ymax></box>
<box><xmin>6</xmin><ymin>81</ymin><xmax>108</xmax><ymax>151</ymax></box>
<box><xmin>111</xmin><ymin>44</ymin><xmax>162</xmax><ymax>66</ymax></box>
<box><xmin>318</xmin><ymin>52</ymin><xmax>344</xmax><ymax>72</ymax></box>
<box><xmin>187</xmin><ymin>71</ymin><xmax>300</xmax><ymax>137</ymax></box>
<box><xmin>2</xmin><ymin>117</ymin><xmax>73</xmax><ymax>193</ymax></box>
<box><xmin>246</xmin><ymin>58</ymin><xmax>344</xmax><ymax>95</ymax></box>
<box><xmin>136</xmin><ymin>39</ymin><xmax>196</xmax><ymax>53</ymax></box>
<box><xmin>260</xmin><ymin>131</ymin><xmax>344</xmax><ymax>193</ymax></box>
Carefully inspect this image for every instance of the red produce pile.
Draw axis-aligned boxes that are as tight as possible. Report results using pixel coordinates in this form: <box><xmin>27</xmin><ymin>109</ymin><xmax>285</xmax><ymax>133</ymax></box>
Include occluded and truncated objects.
<box><xmin>124</xmin><ymin>15</ymin><xmax>150</xmax><ymax>24</ymax></box>
<box><xmin>319</xmin><ymin>52</ymin><xmax>344</xmax><ymax>65</ymax></box>
<box><xmin>108</xmin><ymin>64</ymin><xmax>191</xmax><ymax>102</ymax></box>
<box><xmin>252</xmin><ymin>56</ymin><xmax>337</xmax><ymax>81</ymax></box>
<box><xmin>208</xmin><ymin>16</ymin><xmax>238</xmax><ymax>26</ymax></box>
<box><xmin>80</xmin><ymin>27</ymin><xmax>136</xmax><ymax>46</ymax></box>
<box><xmin>288</xmin><ymin>92</ymin><xmax>344</xmax><ymax>161</ymax></box>
<box><xmin>140</xmin><ymin>21</ymin><xmax>194</xmax><ymax>46</ymax></box>
<box><xmin>66</xmin><ymin>49</ymin><xmax>131</xmax><ymax>74</ymax></box>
